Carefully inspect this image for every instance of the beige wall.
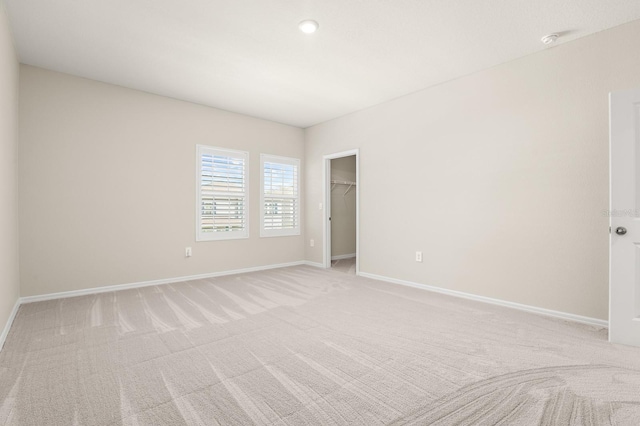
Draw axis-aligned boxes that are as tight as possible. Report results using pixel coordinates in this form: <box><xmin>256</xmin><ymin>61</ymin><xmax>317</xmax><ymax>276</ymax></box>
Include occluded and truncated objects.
<box><xmin>0</xmin><ymin>2</ymin><xmax>19</xmax><ymax>335</ymax></box>
<box><xmin>330</xmin><ymin>156</ymin><xmax>356</xmax><ymax>257</ymax></box>
<box><xmin>306</xmin><ymin>20</ymin><xmax>640</xmax><ymax>321</ymax></box>
<box><xmin>13</xmin><ymin>18</ymin><xmax>640</xmax><ymax>318</ymax></box>
<box><xmin>19</xmin><ymin>66</ymin><xmax>305</xmax><ymax>297</ymax></box>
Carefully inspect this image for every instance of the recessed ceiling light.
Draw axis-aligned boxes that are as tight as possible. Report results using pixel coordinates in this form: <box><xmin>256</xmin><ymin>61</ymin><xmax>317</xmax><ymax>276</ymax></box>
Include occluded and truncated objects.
<box><xmin>299</xmin><ymin>20</ymin><xmax>319</xmax><ymax>34</ymax></box>
<box><xmin>541</xmin><ymin>33</ymin><xmax>559</xmax><ymax>45</ymax></box>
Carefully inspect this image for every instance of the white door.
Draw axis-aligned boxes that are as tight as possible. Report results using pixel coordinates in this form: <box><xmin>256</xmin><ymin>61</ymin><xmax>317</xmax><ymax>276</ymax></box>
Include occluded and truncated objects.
<box><xmin>610</xmin><ymin>87</ymin><xmax>640</xmax><ymax>347</ymax></box>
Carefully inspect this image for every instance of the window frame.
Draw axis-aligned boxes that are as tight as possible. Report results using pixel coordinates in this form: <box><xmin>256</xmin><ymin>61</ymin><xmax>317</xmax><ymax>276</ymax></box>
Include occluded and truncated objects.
<box><xmin>260</xmin><ymin>154</ymin><xmax>301</xmax><ymax>238</ymax></box>
<box><xmin>196</xmin><ymin>145</ymin><xmax>249</xmax><ymax>242</ymax></box>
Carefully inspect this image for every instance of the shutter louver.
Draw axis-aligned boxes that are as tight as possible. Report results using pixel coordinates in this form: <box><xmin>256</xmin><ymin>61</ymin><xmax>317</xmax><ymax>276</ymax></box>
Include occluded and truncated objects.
<box><xmin>261</xmin><ymin>156</ymin><xmax>300</xmax><ymax>237</ymax></box>
<box><xmin>197</xmin><ymin>146</ymin><xmax>249</xmax><ymax>240</ymax></box>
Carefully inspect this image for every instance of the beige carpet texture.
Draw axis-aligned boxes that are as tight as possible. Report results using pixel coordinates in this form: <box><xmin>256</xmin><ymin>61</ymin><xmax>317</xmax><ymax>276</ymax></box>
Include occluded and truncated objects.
<box><xmin>1</xmin><ymin>265</ymin><xmax>640</xmax><ymax>425</ymax></box>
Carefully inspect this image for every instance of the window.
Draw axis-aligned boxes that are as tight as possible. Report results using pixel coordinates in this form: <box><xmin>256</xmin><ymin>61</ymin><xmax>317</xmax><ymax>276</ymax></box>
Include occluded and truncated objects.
<box><xmin>260</xmin><ymin>154</ymin><xmax>300</xmax><ymax>237</ymax></box>
<box><xmin>196</xmin><ymin>145</ymin><xmax>248</xmax><ymax>241</ymax></box>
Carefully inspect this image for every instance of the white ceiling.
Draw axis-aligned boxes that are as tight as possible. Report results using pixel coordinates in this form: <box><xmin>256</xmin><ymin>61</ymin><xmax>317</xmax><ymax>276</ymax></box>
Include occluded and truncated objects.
<box><xmin>5</xmin><ymin>1</ymin><xmax>640</xmax><ymax>128</ymax></box>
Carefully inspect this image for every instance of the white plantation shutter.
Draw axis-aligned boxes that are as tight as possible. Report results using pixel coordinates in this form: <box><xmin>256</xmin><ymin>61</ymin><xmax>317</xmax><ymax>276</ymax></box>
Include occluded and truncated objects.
<box><xmin>260</xmin><ymin>155</ymin><xmax>300</xmax><ymax>237</ymax></box>
<box><xmin>197</xmin><ymin>145</ymin><xmax>249</xmax><ymax>241</ymax></box>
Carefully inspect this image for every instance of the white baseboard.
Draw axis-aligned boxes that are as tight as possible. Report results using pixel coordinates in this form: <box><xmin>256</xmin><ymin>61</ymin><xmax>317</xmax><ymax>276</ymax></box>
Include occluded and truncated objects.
<box><xmin>21</xmin><ymin>261</ymin><xmax>312</xmax><ymax>304</ymax></box>
<box><xmin>0</xmin><ymin>298</ymin><xmax>21</xmax><ymax>351</ymax></box>
<box><xmin>331</xmin><ymin>253</ymin><xmax>356</xmax><ymax>260</ymax></box>
<box><xmin>7</xmin><ymin>262</ymin><xmax>605</xmax><ymax>354</ymax></box>
<box><xmin>358</xmin><ymin>272</ymin><xmax>608</xmax><ymax>328</ymax></box>
<box><xmin>0</xmin><ymin>261</ymin><xmax>325</xmax><ymax>352</ymax></box>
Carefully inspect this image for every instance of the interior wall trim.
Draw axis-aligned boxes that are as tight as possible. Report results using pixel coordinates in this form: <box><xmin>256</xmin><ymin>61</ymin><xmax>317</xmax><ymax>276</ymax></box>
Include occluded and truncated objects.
<box><xmin>331</xmin><ymin>253</ymin><xmax>356</xmax><ymax>260</ymax></box>
<box><xmin>359</xmin><ymin>271</ymin><xmax>608</xmax><ymax>328</ymax></box>
<box><xmin>0</xmin><ymin>261</ymin><xmax>326</xmax><ymax>353</ymax></box>
<box><xmin>2</xmin><ymin>262</ymin><xmax>605</xmax><ymax>353</ymax></box>
<box><xmin>20</xmin><ymin>261</ymin><xmax>323</xmax><ymax>304</ymax></box>
<box><xmin>0</xmin><ymin>298</ymin><xmax>21</xmax><ymax>351</ymax></box>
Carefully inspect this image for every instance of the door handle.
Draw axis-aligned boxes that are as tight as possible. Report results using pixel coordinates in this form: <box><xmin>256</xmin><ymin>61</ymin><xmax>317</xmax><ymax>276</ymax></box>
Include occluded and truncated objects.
<box><xmin>616</xmin><ymin>227</ymin><xmax>627</xmax><ymax>235</ymax></box>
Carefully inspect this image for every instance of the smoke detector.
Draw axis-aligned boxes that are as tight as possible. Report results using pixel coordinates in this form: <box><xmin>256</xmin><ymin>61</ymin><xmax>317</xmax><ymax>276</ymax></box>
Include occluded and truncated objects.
<box><xmin>541</xmin><ymin>33</ymin><xmax>559</xmax><ymax>45</ymax></box>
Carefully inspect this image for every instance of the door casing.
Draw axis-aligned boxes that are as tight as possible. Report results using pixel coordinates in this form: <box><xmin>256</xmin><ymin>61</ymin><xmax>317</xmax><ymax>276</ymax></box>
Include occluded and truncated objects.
<box><xmin>323</xmin><ymin>149</ymin><xmax>360</xmax><ymax>274</ymax></box>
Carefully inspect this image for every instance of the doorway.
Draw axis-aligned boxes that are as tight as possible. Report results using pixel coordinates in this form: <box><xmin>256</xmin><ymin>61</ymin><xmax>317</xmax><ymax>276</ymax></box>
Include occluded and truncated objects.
<box><xmin>323</xmin><ymin>149</ymin><xmax>359</xmax><ymax>275</ymax></box>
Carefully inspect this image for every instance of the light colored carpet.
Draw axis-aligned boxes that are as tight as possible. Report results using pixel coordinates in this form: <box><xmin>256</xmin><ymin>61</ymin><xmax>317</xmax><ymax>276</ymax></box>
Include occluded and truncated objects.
<box><xmin>331</xmin><ymin>257</ymin><xmax>356</xmax><ymax>274</ymax></box>
<box><xmin>2</xmin><ymin>265</ymin><xmax>640</xmax><ymax>425</ymax></box>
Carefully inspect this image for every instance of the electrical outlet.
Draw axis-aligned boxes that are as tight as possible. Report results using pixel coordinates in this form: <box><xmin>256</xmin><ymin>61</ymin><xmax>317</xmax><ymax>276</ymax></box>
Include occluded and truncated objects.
<box><xmin>310</xmin><ymin>239</ymin><xmax>315</xmax><ymax>247</ymax></box>
<box><xmin>319</xmin><ymin>203</ymin><xmax>323</xmax><ymax>210</ymax></box>
<box><xmin>415</xmin><ymin>251</ymin><xmax>422</xmax><ymax>262</ymax></box>
<box><xmin>185</xmin><ymin>247</ymin><xmax>192</xmax><ymax>257</ymax></box>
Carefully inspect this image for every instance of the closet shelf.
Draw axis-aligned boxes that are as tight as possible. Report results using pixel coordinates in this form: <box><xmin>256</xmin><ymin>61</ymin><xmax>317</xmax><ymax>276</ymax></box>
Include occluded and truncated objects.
<box><xmin>331</xmin><ymin>180</ymin><xmax>356</xmax><ymax>196</ymax></box>
<box><xmin>331</xmin><ymin>180</ymin><xmax>356</xmax><ymax>186</ymax></box>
